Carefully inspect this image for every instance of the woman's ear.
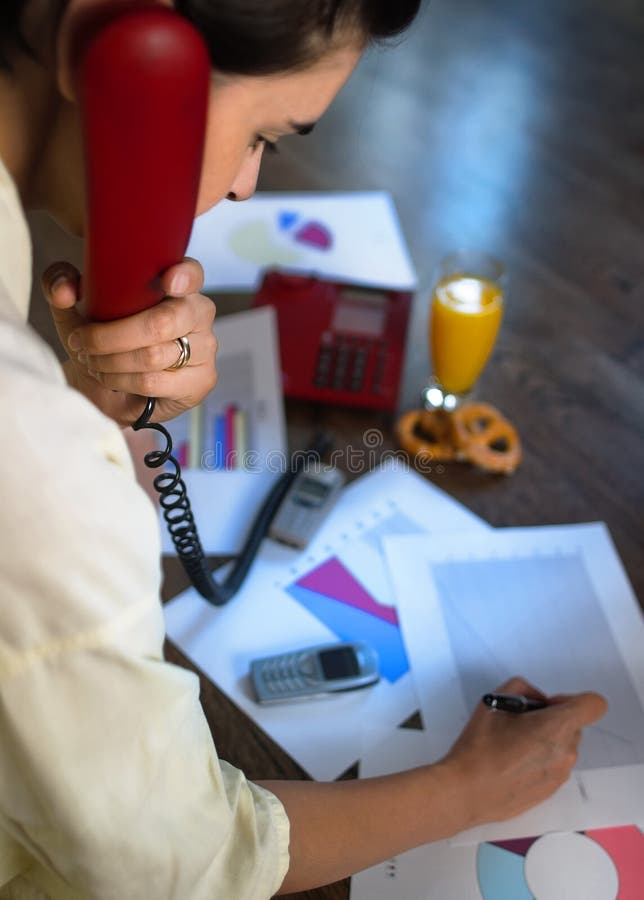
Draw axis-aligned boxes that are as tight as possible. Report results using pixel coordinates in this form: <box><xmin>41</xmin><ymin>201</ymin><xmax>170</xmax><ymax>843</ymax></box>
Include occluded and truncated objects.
<box><xmin>55</xmin><ymin>0</ymin><xmax>172</xmax><ymax>101</ymax></box>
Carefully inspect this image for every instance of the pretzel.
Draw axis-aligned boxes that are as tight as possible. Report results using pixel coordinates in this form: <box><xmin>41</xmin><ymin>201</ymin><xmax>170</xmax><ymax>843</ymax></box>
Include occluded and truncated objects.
<box><xmin>451</xmin><ymin>402</ymin><xmax>522</xmax><ymax>474</ymax></box>
<box><xmin>395</xmin><ymin>408</ymin><xmax>456</xmax><ymax>463</ymax></box>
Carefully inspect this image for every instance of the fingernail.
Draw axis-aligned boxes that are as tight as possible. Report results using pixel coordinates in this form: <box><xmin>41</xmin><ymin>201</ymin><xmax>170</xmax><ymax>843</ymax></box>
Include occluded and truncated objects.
<box><xmin>170</xmin><ymin>272</ymin><xmax>189</xmax><ymax>294</ymax></box>
<box><xmin>49</xmin><ymin>274</ymin><xmax>69</xmax><ymax>293</ymax></box>
<box><xmin>87</xmin><ymin>368</ymin><xmax>99</xmax><ymax>380</ymax></box>
<box><xmin>68</xmin><ymin>332</ymin><xmax>82</xmax><ymax>351</ymax></box>
<box><xmin>77</xmin><ymin>351</ymin><xmax>87</xmax><ymax>364</ymax></box>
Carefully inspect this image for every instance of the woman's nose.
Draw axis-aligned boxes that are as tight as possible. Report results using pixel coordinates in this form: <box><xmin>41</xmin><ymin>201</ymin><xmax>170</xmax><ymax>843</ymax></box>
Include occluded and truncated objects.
<box><xmin>227</xmin><ymin>144</ymin><xmax>265</xmax><ymax>201</ymax></box>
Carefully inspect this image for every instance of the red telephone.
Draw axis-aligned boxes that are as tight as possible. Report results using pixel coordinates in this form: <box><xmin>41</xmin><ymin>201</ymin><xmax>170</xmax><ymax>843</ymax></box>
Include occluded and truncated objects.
<box><xmin>71</xmin><ymin>3</ymin><xmax>210</xmax><ymax>320</ymax></box>
<box><xmin>69</xmin><ymin>6</ymin><xmax>322</xmax><ymax>605</ymax></box>
<box><xmin>254</xmin><ymin>271</ymin><xmax>412</xmax><ymax>412</ymax></box>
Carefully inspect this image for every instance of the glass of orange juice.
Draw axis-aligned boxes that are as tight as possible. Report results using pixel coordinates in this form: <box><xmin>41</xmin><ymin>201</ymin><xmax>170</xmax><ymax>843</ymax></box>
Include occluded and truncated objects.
<box><xmin>426</xmin><ymin>250</ymin><xmax>505</xmax><ymax>410</ymax></box>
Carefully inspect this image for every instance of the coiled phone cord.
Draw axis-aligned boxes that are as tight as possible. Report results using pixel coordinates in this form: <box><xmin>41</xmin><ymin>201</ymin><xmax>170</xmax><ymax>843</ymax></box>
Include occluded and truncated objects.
<box><xmin>133</xmin><ymin>397</ymin><xmax>329</xmax><ymax>606</ymax></box>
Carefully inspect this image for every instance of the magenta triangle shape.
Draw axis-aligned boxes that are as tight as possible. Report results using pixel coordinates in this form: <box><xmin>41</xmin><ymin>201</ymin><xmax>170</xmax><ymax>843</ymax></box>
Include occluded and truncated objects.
<box><xmin>490</xmin><ymin>836</ymin><xmax>539</xmax><ymax>857</ymax></box>
<box><xmin>296</xmin><ymin>557</ymin><xmax>398</xmax><ymax>626</ymax></box>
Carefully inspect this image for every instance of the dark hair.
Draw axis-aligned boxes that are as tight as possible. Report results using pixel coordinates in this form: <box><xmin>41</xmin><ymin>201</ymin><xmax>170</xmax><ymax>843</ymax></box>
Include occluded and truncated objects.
<box><xmin>1</xmin><ymin>0</ymin><xmax>421</xmax><ymax>74</ymax></box>
<box><xmin>171</xmin><ymin>0</ymin><xmax>422</xmax><ymax>75</ymax></box>
<box><xmin>0</xmin><ymin>0</ymin><xmax>31</xmax><ymax>69</ymax></box>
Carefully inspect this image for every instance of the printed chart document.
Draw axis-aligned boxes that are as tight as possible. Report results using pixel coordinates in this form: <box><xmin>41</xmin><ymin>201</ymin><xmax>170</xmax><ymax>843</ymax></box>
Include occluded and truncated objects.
<box><xmin>187</xmin><ymin>191</ymin><xmax>417</xmax><ymax>292</ymax></box>
<box><xmin>383</xmin><ymin>524</ymin><xmax>644</xmax><ymax>843</ymax></box>
<box><xmin>161</xmin><ymin>307</ymin><xmax>287</xmax><ymax>555</ymax></box>
<box><xmin>351</xmin><ymin>728</ymin><xmax>644</xmax><ymax>900</ymax></box>
<box><xmin>164</xmin><ymin>467</ymin><xmax>485</xmax><ymax>780</ymax></box>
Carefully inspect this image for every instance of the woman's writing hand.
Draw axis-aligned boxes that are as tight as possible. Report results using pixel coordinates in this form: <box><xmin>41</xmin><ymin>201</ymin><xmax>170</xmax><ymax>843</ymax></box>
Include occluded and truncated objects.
<box><xmin>438</xmin><ymin>676</ymin><xmax>607</xmax><ymax>832</ymax></box>
<box><xmin>42</xmin><ymin>258</ymin><xmax>217</xmax><ymax>427</ymax></box>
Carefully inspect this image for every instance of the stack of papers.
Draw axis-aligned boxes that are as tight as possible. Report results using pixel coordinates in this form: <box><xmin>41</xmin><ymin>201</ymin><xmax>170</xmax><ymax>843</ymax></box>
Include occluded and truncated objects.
<box><xmin>165</xmin><ymin>466</ymin><xmax>483</xmax><ymax>780</ymax></box>
<box><xmin>163</xmin><ymin>465</ymin><xmax>644</xmax><ymax>898</ymax></box>
<box><xmin>353</xmin><ymin>517</ymin><xmax>644</xmax><ymax>900</ymax></box>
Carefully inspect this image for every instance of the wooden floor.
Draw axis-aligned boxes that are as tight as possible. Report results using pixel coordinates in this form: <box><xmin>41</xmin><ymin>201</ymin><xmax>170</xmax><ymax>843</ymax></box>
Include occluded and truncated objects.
<box><xmin>27</xmin><ymin>0</ymin><xmax>644</xmax><ymax>898</ymax></box>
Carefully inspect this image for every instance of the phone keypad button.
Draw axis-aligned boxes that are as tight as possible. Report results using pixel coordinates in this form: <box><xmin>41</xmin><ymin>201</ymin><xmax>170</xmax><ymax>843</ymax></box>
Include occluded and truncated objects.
<box><xmin>298</xmin><ymin>657</ymin><xmax>315</xmax><ymax>677</ymax></box>
<box><xmin>258</xmin><ymin>653</ymin><xmax>321</xmax><ymax>696</ymax></box>
<box><xmin>313</xmin><ymin>345</ymin><xmax>334</xmax><ymax>387</ymax></box>
<box><xmin>311</xmin><ymin>334</ymin><xmax>398</xmax><ymax>398</ymax></box>
<box><xmin>263</xmin><ymin>663</ymin><xmax>281</xmax><ymax>681</ymax></box>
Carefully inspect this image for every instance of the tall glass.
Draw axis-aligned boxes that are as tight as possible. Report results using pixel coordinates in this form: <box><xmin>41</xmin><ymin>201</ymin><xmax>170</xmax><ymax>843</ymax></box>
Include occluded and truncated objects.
<box><xmin>426</xmin><ymin>250</ymin><xmax>505</xmax><ymax>410</ymax></box>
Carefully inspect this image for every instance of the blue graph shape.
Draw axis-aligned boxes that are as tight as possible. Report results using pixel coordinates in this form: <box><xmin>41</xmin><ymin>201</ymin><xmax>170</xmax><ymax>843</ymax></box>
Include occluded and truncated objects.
<box><xmin>278</xmin><ymin>210</ymin><xmax>299</xmax><ymax>231</ymax></box>
<box><xmin>476</xmin><ymin>843</ymin><xmax>533</xmax><ymax>900</ymax></box>
<box><xmin>286</xmin><ymin>583</ymin><xmax>409</xmax><ymax>682</ymax></box>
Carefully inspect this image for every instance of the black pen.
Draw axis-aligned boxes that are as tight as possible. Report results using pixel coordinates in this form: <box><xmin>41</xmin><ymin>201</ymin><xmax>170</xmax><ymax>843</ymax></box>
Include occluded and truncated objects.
<box><xmin>482</xmin><ymin>692</ymin><xmax>548</xmax><ymax>713</ymax></box>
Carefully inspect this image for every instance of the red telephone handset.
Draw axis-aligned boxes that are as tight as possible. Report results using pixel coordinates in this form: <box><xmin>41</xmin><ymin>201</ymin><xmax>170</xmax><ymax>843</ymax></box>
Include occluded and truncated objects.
<box><xmin>72</xmin><ymin>4</ymin><xmax>210</xmax><ymax>321</ymax></box>
<box><xmin>70</xmin><ymin>7</ymin><xmax>318</xmax><ymax>605</ymax></box>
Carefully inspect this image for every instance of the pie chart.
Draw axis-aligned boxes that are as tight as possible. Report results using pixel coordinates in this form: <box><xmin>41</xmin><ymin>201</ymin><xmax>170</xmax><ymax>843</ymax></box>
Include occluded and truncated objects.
<box><xmin>476</xmin><ymin>826</ymin><xmax>644</xmax><ymax>899</ymax></box>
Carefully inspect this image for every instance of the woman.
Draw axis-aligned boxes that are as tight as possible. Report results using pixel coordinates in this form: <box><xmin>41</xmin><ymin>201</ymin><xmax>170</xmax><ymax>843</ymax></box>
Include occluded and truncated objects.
<box><xmin>0</xmin><ymin>1</ymin><xmax>606</xmax><ymax>897</ymax></box>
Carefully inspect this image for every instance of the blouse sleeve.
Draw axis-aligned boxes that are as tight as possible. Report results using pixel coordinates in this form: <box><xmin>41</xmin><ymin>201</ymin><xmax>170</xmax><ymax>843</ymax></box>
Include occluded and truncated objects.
<box><xmin>0</xmin><ymin>321</ymin><xmax>290</xmax><ymax>900</ymax></box>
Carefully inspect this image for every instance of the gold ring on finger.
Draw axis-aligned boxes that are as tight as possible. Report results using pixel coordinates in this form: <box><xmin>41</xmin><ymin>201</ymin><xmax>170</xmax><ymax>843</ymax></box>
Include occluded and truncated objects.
<box><xmin>166</xmin><ymin>335</ymin><xmax>191</xmax><ymax>371</ymax></box>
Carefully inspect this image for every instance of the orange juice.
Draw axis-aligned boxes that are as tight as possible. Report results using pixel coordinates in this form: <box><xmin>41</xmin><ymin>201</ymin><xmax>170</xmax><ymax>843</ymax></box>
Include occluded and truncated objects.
<box><xmin>430</xmin><ymin>273</ymin><xmax>503</xmax><ymax>395</ymax></box>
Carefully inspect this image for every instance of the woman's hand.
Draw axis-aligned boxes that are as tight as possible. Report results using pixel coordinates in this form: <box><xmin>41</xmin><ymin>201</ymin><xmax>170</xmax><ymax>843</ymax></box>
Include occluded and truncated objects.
<box><xmin>41</xmin><ymin>258</ymin><xmax>218</xmax><ymax>427</ymax></box>
<box><xmin>438</xmin><ymin>675</ymin><xmax>608</xmax><ymax>832</ymax></box>
<box><xmin>261</xmin><ymin>676</ymin><xmax>607</xmax><ymax>894</ymax></box>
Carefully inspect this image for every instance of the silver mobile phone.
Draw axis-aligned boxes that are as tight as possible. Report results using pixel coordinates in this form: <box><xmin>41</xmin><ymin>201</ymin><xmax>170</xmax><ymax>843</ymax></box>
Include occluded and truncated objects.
<box><xmin>250</xmin><ymin>641</ymin><xmax>380</xmax><ymax>704</ymax></box>
<box><xmin>268</xmin><ymin>467</ymin><xmax>345</xmax><ymax>549</ymax></box>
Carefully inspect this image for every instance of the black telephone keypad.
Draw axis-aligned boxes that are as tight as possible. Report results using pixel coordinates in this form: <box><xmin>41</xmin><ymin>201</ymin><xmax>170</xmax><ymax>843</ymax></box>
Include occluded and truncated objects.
<box><xmin>313</xmin><ymin>337</ymin><xmax>389</xmax><ymax>394</ymax></box>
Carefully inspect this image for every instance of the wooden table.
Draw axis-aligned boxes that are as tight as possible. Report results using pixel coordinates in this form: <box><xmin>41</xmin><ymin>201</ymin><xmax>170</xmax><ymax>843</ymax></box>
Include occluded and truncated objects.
<box><xmin>160</xmin><ymin>1</ymin><xmax>644</xmax><ymax>896</ymax></box>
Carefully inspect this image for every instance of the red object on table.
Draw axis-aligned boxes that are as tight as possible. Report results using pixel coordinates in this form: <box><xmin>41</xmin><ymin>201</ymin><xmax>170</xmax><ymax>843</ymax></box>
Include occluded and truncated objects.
<box><xmin>254</xmin><ymin>270</ymin><xmax>412</xmax><ymax>412</ymax></box>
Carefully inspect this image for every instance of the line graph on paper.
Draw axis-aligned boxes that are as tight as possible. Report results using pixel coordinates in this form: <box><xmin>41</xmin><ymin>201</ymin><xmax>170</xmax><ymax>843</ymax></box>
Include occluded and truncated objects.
<box><xmin>432</xmin><ymin>552</ymin><xmax>644</xmax><ymax>769</ymax></box>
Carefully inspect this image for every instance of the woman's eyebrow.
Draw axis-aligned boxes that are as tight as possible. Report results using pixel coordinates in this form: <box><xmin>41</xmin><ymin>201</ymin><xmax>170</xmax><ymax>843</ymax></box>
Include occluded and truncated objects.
<box><xmin>288</xmin><ymin>120</ymin><xmax>317</xmax><ymax>135</ymax></box>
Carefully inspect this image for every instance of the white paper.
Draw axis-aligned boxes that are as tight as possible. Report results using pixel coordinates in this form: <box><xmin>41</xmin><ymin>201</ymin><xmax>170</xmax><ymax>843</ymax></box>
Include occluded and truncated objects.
<box><xmin>383</xmin><ymin>524</ymin><xmax>644</xmax><ymax>843</ymax></box>
<box><xmin>164</xmin><ymin>467</ymin><xmax>485</xmax><ymax>780</ymax></box>
<box><xmin>353</xmin><ymin>729</ymin><xmax>482</xmax><ymax>900</ymax></box>
<box><xmin>352</xmin><ymin>729</ymin><xmax>644</xmax><ymax>900</ymax></box>
<box><xmin>161</xmin><ymin>306</ymin><xmax>286</xmax><ymax>555</ymax></box>
<box><xmin>187</xmin><ymin>191</ymin><xmax>417</xmax><ymax>292</ymax></box>
<box><xmin>159</xmin><ymin>469</ymin><xmax>281</xmax><ymax>556</ymax></box>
